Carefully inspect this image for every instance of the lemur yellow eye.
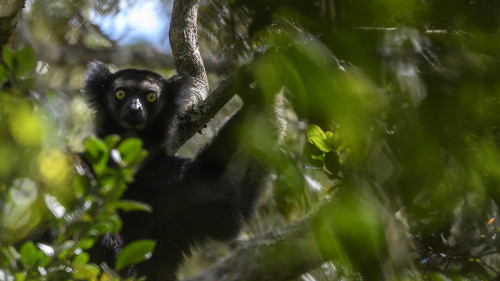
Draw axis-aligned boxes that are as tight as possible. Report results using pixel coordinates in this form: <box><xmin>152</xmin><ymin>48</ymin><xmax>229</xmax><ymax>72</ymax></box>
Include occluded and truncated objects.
<box><xmin>115</xmin><ymin>90</ymin><xmax>126</xmax><ymax>100</ymax></box>
<box><xmin>146</xmin><ymin>92</ymin><xmax>157</xmax><ymax>103</ymax></box>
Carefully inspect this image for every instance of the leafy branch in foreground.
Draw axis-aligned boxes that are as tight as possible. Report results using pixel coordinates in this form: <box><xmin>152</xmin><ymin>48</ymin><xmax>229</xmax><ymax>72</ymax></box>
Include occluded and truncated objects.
<box><xmin>0</xmin><ymin>46</ymin><xmax>154</xmax><ymax>280</ymax></box>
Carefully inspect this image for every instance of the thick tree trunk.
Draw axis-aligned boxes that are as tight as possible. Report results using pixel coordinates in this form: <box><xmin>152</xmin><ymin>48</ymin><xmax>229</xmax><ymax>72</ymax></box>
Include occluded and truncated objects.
<box><xmin>0</xmin><ymin>0</ymin><xmax>25</xmax><ymax>46</ymax></box>
<box><xmin>169</xmin><ymin>0</ymin><xmax>209</xmax><ymax>103</ymax></box>
<box><xmin>167</xmin><ymin>0</ymin><xmax>213</xmax><ymax>154</ymax></box>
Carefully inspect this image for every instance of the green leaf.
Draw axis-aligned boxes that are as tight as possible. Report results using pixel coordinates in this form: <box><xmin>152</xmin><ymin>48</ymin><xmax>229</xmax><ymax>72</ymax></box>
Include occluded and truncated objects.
<box><xmin>14</xmin><ymin>47</ymin><xmax>36</xmax><ymax>77</ymax></box>
<box><xmin>72</xmin><ymin>174</ymin><xmax>91</xmax><ymax>198</ymax></box>
<box><xmin>2</xmin><ymin>46</ymin><xmax>36</xmax><ymax>78</ymax></box>
<box><xmin>98</xmin><ymin>173</ymin><xmax>119</xmax><ymax>190</ymax></box>
<box><xmin>117</xmin><ymin>138</ymin><xmax>147</xmax><ymax>166</ymax></box>
<box><xmin>58</xmin><ymin>240</ymin><xmax>76</xmax><ymax>259</ymax></box>
<box><xmin>0</xmin><ymin>64</ymin><xmax>7</xmax><ymax>85</ymax></box>
<box><xmin>304</xmin><ymin>141</ymin><xmax>325</xmax><ymax>167</ymax></box>
<box><xmin>18</xmin><ymin>242</ymin><xmax>50</xmax><ymax>268</ymax></box>
<box><xmin>104</xmin><ymin>135</ymin><xmax>121</xmax><ymax>148</ymax></box>
<box><xmin>325</xmin><ymin>151</ymin><xmax>341</xmax><ymax>176</ymax></box>
<box><xmin>325</xmin><ymin>131</ymin><xmax>336</xmax><ymax>148</ymax></box>
<box><xmin>84</xmin><ymin>137</ymin><xmax>110</xmax><ymax>175</ymax></box>
<box><xmin>306</xmin><ymin>124</ymin><xmax>332</xmax><ymax>152</ymax></box>
<box><xmin>84</xmin><ymin>137</ymin><xmax>109</xmax><ymax>164</ymax></box>
<box><xmin>89</xmin><ymin>221</ymin><xmax>113</xmax><ymax>236</ymax></box>
<box><xmin>106</xmin><ymin>214</ymin><xmax>123</xmax><ymax>233</ymax></box>
<box><xmin>111</xmin><ymin>200</ymin><xmax>153</xmax><ymax>213</ymax></box>
<box><xmin>115</xmin><ymin>240</ymin><xmax>156</xmax><ymax>271</ymax></box>
<box><xmin>72</xmin><ymin>262</ymin><xmax>100</xmax><ymax>280</ymax></box>
<box><xmin>2</xmin><ymin>47</ymin><xmax>15</xmax><ymax>69</ymax></box>
<box><xmin>19</xmin><ymin>241</ymin><xmax>37</xmax><ymax>267</ymax></box>
<box><xmin>14</xmin><ymin>273</ymin><xmax>26</xmax><ymax>281</ymax></box>
<box><xmin>73</xmin><ymin>252</ymin><xmax>90</xmax><ymax>264</ymax></box>
<box><xmin>78</xmin><ymin>238</ymin><xmax>95</xmax><ymax>250</ymax></box>
<box><xmin>117</xmin><ymin>137</ymin><xmax>142</xmax><ymax>154</ymax></box>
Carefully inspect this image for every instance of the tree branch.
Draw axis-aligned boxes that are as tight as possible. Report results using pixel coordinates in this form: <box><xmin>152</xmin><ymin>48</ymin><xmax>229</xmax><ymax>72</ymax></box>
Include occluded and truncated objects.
<box><xmin>170</xmin><ymin>0</ymin><xmax>209</xmax><ymax>102</ymax></box>
<box><xmin>169</xmin><ymin>64</ymin><xmax>250</xmax><ymax>153</ymax></box>
<box><xmin>0</xmin><ymin>0</ymin><xmax>25</xmax><ymax>46</ymax></box>
<box><xmin>184</xmin><ymin>204</ymin><xmax>329</xmax><ymax>281</ymax></box>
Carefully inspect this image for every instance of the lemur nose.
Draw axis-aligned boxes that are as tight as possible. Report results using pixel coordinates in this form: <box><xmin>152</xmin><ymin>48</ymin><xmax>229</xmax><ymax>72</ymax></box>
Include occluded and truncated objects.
<box><xmin>129</xmin><ymin>99</ymin><xmax>143</xmax><ymax>115</ymax></box>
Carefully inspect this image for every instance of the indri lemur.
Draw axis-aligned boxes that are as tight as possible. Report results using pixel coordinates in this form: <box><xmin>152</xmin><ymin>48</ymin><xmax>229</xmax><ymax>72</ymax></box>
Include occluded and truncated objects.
<box><xmin>82</xmin><ymin>61</ymin><xmax>278</xmax><ymax>280</ymax></box>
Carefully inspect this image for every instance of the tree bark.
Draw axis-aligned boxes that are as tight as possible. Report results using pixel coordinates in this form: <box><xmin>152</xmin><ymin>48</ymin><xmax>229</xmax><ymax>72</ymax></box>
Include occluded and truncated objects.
<box><xmin>169</xmin><ymin>0</ymin><xmax>209</xmax><ymax>103</ymax></box>
<box><xmin>169</xmin><ymin>64</ymin><xmax>250</xmax><ymax>153</ymax></box>
<box><xmin>0</xmin><ymin>0</ymin><xmax>25</xmax><ymax>46</ymax></box>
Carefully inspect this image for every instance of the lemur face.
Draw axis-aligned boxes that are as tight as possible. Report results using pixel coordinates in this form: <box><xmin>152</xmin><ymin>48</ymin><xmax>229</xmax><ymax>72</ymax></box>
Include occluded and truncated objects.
<box><xmin>109</xmin><ymin>72</ymin><xmax>165</xmax><ymax>130</ymax></box>
<box><xmin>82</xmin><ymin>61</ymin><xmax>172</xmax><ymax>131</ymax></box>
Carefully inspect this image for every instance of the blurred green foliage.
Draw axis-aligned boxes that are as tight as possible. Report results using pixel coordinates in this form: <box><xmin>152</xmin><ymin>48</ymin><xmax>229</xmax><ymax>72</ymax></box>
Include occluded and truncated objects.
<box><xmin>0</xmin><ymin>46</ymin><xmax>153</xmax><ymax>280</ymax></box>
<box><xmin>216</xmin><ymin>0</ymin><xmax>500</xmax><ymax>279</ymax></box>
<box><xmin>3</xmin><ymin>0</ymin><xmax>500</xmax><ymax>280</ymax></box>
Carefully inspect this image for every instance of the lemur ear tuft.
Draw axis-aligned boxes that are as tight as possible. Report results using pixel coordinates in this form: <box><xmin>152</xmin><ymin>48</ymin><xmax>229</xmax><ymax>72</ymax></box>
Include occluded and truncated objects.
<box><xmin>82</xmin><ymin>60</ymin><xmax>112</xmax><ymax>109</ymax></box>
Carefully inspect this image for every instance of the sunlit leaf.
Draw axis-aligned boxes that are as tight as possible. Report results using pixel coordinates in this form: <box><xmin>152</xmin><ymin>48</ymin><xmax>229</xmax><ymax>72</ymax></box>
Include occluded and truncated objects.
<box><xmin>111</xmin><ymin>200</ymin><xmax>152</xmax><ymax>213</ymax></box>
<box><xmin>13</xmin><ymin>273</ymin><xmax>26</xmax><ymax>281</ymax></box>
<box><xmin>104</xmin><ymin>135</ymin><xmax>121</xmax><ymax>148</ymax></box>
<box><xmin>306</xmin><ymin>124</ymin><xmax>332</xmax><ymax>152</ymax></box>
<box><xmin>73</xmin><ymin>252</ymin><xmax>90</xmax><ymax>264</ymax></box>
<box><xmin>38</xmin><ymin>149</ymin><xmax>71</xmax><ymax>187</ymax></box>
<box><xmin>78</xmin><ymin>238</ymin><xmax>95</xmax><ymax>250</ymax></box>
<box><xmin>73</xmin><ymin>262</ymin><xmax>101</xmax><ymax>280</ymax></box>
<box><xmin>8</xmin><ymin>104</ymin><xmax>44</xmax><ymax>147</ymax></box>
<box><xmin>115</xmin><ymin>240</ymin><xmax>156</xmax><ymax>271</ymax></box>
<box><xmin>117</xmin><ymin>138</ymin><xmax>147</xmax><ymax>166</ymax></box>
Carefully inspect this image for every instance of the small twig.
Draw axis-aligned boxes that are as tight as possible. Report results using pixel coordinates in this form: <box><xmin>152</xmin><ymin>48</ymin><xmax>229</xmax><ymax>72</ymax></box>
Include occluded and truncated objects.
<box><xmin>480</xmin><ymin>257</ymin><xmax>500</xmax><ymax>275</ymax></box>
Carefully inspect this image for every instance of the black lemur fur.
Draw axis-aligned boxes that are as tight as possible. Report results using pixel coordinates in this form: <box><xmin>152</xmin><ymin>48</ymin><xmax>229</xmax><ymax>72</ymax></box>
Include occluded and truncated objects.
<box><xmin>82</xmin><ymin>61</ymin><xmax>278</xmax><ymax>280</ymax></box>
